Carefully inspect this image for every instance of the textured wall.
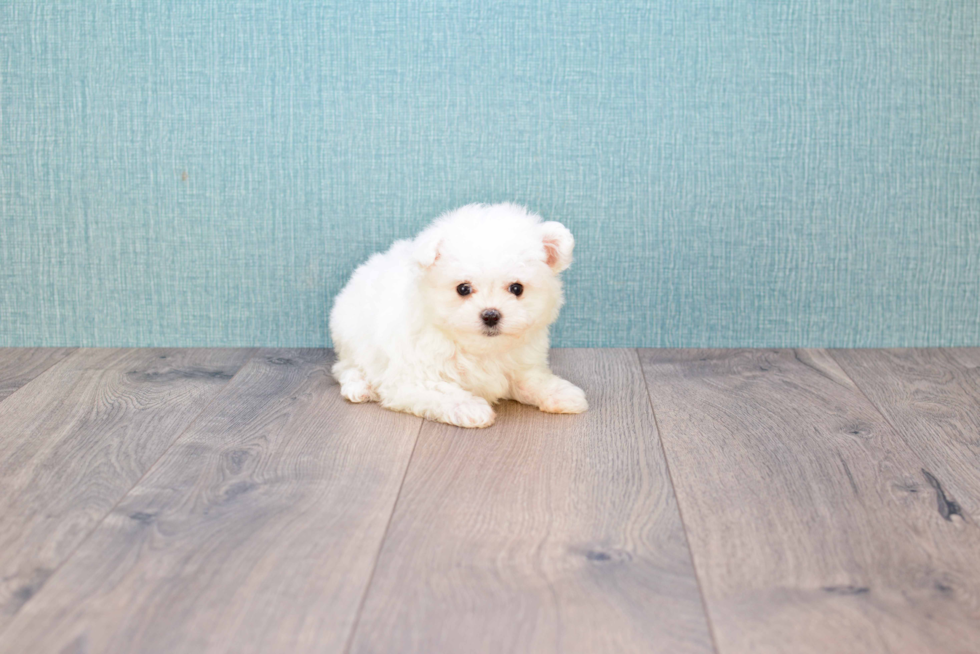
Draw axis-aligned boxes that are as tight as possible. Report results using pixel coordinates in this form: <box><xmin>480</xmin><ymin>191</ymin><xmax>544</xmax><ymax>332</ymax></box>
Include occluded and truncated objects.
<box><xmin>2</xmin><ymin>1</ymin><xmax>978</xmax><ymax>348</ymax></box>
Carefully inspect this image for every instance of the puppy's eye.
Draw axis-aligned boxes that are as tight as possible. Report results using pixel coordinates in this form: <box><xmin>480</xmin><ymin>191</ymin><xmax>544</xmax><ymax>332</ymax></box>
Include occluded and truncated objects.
<box><xmin>509</xmin><ymin>283</ymin><xmax>524</xmax><ymax>297</ymax></box>
<box><xmin>456</xmin><ymin>283</ymin><xmax>472</xmax><ymax>297</ymax></box>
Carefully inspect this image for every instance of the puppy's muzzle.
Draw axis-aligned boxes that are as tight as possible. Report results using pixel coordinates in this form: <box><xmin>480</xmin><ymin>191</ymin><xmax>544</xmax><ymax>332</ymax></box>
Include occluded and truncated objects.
<box><xmin>481</xmin><ymin>309</ymin><xmax>501</xmax><ymax>328</ymax></box>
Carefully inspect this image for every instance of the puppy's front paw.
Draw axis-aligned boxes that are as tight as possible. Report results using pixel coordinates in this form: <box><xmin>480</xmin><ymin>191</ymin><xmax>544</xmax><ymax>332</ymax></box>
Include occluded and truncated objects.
<box><xmin>539</xmin><ymin>383</ymin><xmax>588</xmax><ymax>414</ymax></box>
<box><xmin>447</xmin><ymin>397</ymin><xmax>496</xmax><ymax>429</ymax></box>
<box><xmin>340</xmin><ymin>379</ymin><xmax>378</xmax><ymax>403</ymax></box>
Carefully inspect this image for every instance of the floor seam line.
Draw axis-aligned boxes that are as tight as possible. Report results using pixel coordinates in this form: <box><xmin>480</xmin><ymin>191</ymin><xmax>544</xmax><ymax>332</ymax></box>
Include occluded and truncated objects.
<box><xmin>0</xmin><ymin>347</ymin><xmax>259</xmax><ymax>637</ymax></box>
<box><xmin>342</xmin><ymin>416</ymin><xmax>426</xmax><ymax>654</ymax></box>
<box><xmin>0</xmin><ymin>348</ymin><xmax>79</xmax><ymax>410</ymax></box>
<box><xmin>825</xmin><ymin>348</ymin><xmax>937</xmax><ymax>478</ymax></box>
<box><xmin>635</xmin><ymin>347</ymin><xmax>724</xmax><ymax>654</ymax></box>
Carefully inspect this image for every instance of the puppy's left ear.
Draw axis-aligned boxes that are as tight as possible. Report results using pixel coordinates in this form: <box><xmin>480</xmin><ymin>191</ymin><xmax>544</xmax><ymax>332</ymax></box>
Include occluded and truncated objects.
<box><xmin>540</xmin><ymin>221</ymin><xmax>574</xmax><ymax>273</ymax></box>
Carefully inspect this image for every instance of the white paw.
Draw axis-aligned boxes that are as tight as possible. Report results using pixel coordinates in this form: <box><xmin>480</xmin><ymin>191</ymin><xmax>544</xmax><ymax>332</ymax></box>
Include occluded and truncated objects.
<box><xmin>447</xmin><ymin>397</ymin><xmax>496</xmax><ymax>429</ymax></box>
<box><xmin>539</xmin><ymin>384</ymin><xmax>588</xmax><ymax>414</ymax></box>
<box><xmin>341</xmin><ymin>380</ymin><xmax>377</xmax><ymax>403</ymax></box>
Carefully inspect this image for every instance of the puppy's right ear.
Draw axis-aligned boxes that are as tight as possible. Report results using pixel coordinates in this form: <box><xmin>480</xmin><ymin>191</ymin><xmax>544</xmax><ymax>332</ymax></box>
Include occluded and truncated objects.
<box><xmin>413</xmin><ymin>229</ymin><xmax>442</xmax><ymax>269</ymax></box>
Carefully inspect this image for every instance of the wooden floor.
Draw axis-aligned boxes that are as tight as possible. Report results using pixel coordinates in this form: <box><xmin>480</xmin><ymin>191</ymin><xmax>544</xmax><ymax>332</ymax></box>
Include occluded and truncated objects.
<box><xmin>0</xmin><ymin>348</ymin><xmax>976</xmax><ymax>654</ymax></box>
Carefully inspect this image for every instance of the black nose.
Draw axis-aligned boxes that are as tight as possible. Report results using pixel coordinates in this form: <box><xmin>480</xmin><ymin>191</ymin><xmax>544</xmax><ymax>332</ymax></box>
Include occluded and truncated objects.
<box><xmin>481</xmin><ymin>309</ymin><xmax>501</xmax><ymax>327</ymax></box>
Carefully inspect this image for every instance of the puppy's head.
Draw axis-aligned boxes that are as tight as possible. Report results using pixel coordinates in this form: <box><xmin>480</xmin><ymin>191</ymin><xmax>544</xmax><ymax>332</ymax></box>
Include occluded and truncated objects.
<box><xmin>413</xmin><ymin>203</ymin><xmax>574</xmax><ymax>346</ymax></box>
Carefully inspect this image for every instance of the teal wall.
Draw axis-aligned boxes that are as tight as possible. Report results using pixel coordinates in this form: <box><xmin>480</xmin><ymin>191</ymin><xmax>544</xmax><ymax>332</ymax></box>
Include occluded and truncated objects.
<box><xmin>2</xmin><ymin>1</ymin><xmax>978</xmax><ymax>348</ymax></box>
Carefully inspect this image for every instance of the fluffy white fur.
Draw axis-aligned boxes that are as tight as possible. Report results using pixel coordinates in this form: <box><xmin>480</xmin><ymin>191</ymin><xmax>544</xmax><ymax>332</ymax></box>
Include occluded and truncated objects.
<box><xmin>329</xmin><ymin>203</ymin><xmax>587</xmax><ymax>428</ymax></box>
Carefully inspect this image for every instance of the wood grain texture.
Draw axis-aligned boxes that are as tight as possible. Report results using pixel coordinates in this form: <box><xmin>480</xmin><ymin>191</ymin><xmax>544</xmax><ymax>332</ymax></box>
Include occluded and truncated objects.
<box><xmin>0</xmin><ymin>348</ymin><xmax>252</xmax><ymax>632</ymax></box>
<box><xmin>0</xmin><ymin>348</ymin><xmax>75</xmax><ymax>402</ymax></box>
<box><xmin>349</xmin><ymin>349</ymin><xmax>714</xmax><ymax>654</ymax></box>
<box><xmin>0</xmin><ymin>349</ymin><xmax>422</xmax><ymax>654</ymax></box>
<box><xmin>638</xmin><ymin>349</ymin><xmax>980</xmax><ymax>654</ymax></box>
<box><xmin>832</xmin><ymin>349</ymin><xmax>980</xmax><ymax>520</ymax></box>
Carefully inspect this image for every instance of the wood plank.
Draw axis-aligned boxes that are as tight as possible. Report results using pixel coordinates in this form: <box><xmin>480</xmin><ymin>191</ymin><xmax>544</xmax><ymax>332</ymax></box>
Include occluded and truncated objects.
<box><xmin>0</xmin><ymin>348</ymin><xmax>252</xmax><ymax>632</ymax></box>
<box><xmin>942</xmin><ymin>347</ymin><xmax>980</xmax><ymax>369</ymax></box>
<box><xmin>832</xmin><ymin>348</ymin><xmax>980</xmax><ymax>519</ymax></box>
<box><xmin>0</xmin><ymin>349</ymin><xmax>422</xmax><ymax>654</ymax></box>
<box><xmin>638</xmin><ymin>349</ymin><xmax>980</xmax><ymax>654</ymax></box>
<box><xmin>349</xmin><ymin>349</ymin><xmax>715</xmax><ymax>654</ymax></box>
<box><xmin>0</xmin><ymin>348</ymin><xmax>75</xmax><ymax>402</ymax></box>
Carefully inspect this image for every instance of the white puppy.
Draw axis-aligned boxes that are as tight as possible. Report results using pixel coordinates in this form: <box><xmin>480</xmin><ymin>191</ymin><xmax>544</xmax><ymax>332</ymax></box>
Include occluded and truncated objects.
<box><xmin>329</xmin><ymin>203</ymin><xmax>588</xmax><ymax>428</ymax></box>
